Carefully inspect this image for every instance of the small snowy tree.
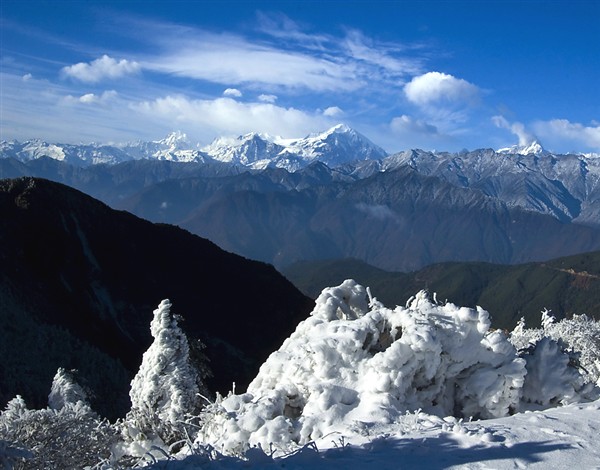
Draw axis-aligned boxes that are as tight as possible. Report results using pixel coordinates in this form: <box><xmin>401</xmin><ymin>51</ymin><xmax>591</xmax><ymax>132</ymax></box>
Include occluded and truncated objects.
<box><xmin>125</xmin><ymin>299</ymin><xmax>209</xmax><ymax>448</ymax></box>
<box><xmin>48</xmin><ymin>368</ymin><xmax>89</xmax><ymax>410</ymax></box>
<box><xmin>510</xmin><ymin>311</ymin><xmax>600</xmax><ymax>387</ymax></box>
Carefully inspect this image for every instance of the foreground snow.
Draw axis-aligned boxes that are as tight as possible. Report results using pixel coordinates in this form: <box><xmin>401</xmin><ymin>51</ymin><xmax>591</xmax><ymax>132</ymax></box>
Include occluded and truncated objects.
<box><xmin>2</xmin><ymin>281</ymin><xmax>599</xmax><ymax>468</ymax></box>
<box><xmin>162</xmin><ymin>281</ymin><xmax>599</xmax><ymax>469</ymax></box>
<box><xmin>153</xmin><ymin>399</ymin><xmax>600</xmax><ymax>469</ymax></box>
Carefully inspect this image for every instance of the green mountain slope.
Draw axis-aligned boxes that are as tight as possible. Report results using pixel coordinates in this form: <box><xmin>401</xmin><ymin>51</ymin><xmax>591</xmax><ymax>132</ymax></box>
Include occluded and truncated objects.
<box><xmin>282</xmin><ymin>253</ymin><xmax>600</xmax><ymax>330</ymax></box>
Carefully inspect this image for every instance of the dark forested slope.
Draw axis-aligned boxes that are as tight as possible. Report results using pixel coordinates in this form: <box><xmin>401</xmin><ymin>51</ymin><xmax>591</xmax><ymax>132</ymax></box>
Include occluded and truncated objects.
<box><xmin>0</xmin><ymin>177</ymin><xmax>313</xmax><ymax>418</ymax></box>
<box><xmin>283</xmin><ymin>253</ymin><xmax>600</xmax><ymax>330</ymax></box>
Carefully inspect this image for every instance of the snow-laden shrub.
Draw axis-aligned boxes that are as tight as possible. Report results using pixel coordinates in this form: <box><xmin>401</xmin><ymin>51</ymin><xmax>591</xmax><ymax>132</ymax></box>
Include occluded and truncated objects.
<box><xmin>520</xmin><ymin>337</ymin><xmax>593</xmax><ymax>406</ymax></box>
<box><xmin>48</xmin><ymin>367</ymin><xmax>89</xmax><ymax>411</ymax></box>
<box><xmin>0</xmin><ymin>395</ymin><xmax>118</xmax><ymax>469</ymax></box>
<box><xmin>510</xmin><ymin>312</ymin><xmax>600</xmax><ymax>386</ymax></box>
<box><xmin>124</xmin><ymin>299</ymin><xmax>210</xmax><ymax>451</ymax></box>
<box><xmin>195</xmin><ymin>281</ymin><xmax>526</xmax><ymax>456</ymax></box>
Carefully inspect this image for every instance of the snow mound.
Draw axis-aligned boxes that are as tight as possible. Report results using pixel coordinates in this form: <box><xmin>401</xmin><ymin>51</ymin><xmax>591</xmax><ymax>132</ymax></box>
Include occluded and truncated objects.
<box><xmin>196</xmin><ymin>280</ymin><xmax>526</xmax><ymax>455</ymax></box>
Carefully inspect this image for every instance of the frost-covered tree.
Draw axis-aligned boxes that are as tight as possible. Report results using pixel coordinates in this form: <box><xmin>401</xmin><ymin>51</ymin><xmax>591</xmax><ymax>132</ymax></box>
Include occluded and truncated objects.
<box><xmin>510</xmin><ymin>312</ymin><xmax>600</xmax><ymax>386</ymax></box>
<box><xmin>48</xmin><ymin>368</ymin><xmax>89</xmax><ymax>411</ymax></box>
<box><xmin>125</xmin><ymin>299</ymin><xmax>209</xmax><ymax>447</ymax></box>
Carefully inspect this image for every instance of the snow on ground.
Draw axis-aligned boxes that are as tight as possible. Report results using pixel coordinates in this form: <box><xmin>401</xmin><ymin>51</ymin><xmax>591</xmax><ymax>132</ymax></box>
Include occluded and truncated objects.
<box><xmin>151</xmin><ymin>399</ymin><xmax>600</xmax><ymax>469</ymax></box>
<box><xmin>148</xmin><ymin>280</ymin><xmax>599</xmax><ymax>469</ymax></box>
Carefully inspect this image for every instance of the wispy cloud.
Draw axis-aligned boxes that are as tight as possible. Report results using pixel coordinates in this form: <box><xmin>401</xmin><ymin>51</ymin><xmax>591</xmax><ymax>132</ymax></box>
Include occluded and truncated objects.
<box><xmin>129</xmin><ymin>14</ymin><xmax>423</xmax><ymax>94</ymax></box>
<box><xmin>492</xmin><ymin>115</ymin><xmax>537</xmax><ymax>146</ymax></box>
<box><xmin>533</xmin><ymin>119</ymin><xmax>600</xmax><ymax>151</ymax></box>
<box><xmin>62</xmin><ymin>55</ymin><xmax>140</xmax><ymax>83</ymax></box>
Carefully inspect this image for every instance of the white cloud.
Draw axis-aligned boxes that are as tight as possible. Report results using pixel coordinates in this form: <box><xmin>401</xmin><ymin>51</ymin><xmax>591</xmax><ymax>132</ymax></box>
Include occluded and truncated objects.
<box><xmin>258</xmin><ymin>94</ymin><xmax>278</xmax><ymax>103</ymax></box>
<box><xmin>533</xmin><ymin>119</ymin><xmax>600</xmax><ymax>151</ymax></box>
<box><xmin>343</xmin><ymin>29</ymin><xmax>423</xmax><ymax>78</ymax></box>
<box><xmin>62</xmin><ymin>55</ymin><xmax>140</xmax><ymax>83</ymax></box>
<box><xmin>22</xmin><ymin>73</ymin><xmax>32</xmax><ymax>81</ymax></box>
<box><xmin>133</xmin><ymin>95</ymin><xmax>331</xmax><ymax>140</ymax></box>
<box><xmin>143</xmin><ymin>38</ymin><xmax>357</xmax><ymax>92</ymax></box>
<box><xmin>491</xmin><ymin>115</ymin><xmax>536</xmax><ymax>146</ymax></box>
<box><xmin>223</xmin><ymin>88</ymin><xmax>242</xmax><ymax>98</ymax></box>
<box><xmin>390</xmin><ymin>114</ymin><xmax>439</xmax><ymax>136</ymax></box>
<box><xmin>133</xmin><ymin>18</ymin><xmax>424</xmax><ymax>94</ymax></box>
<box><xmin>64</xmin><ymin>90</ymin><xmax>118</xmax><ymax>105</ymax></box>
<box><xmin>323</xmin><ymin>106</ymin><xmax>343</xmax><ymax>117</ymax></box>
<box><xmin>404</xmin><ymin>72</ymin><xmax>480</xmax><ymax>107</ymax></box>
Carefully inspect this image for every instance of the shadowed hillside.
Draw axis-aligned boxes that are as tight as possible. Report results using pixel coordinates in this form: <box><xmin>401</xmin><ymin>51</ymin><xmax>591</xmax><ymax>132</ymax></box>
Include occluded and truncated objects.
<box><xmin>0</xmin><ymin>177</ymin><xmax>313</xmax><ymax>418</ymax></box>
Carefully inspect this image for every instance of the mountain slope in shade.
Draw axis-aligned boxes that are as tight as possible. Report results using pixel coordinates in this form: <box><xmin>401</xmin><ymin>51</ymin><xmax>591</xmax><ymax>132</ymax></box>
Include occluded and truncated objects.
<box><xmin>282</xmin><ymin>251</ymin><xmax>600</xmax><ymax>330</ymax></box>
<box><xmin>379</xmin><ymin>148</ymin><xmax>600</xmax><ymax>225</ymax></box>
<box><xmin>119</xmin><ymin>165</ymin><xmax>600</xmax><ymax>272</ymax></box>
<box><xmin>0</xmin><ymin>177</ymin><xmax>313</xmax><ymax>418</ymax></box>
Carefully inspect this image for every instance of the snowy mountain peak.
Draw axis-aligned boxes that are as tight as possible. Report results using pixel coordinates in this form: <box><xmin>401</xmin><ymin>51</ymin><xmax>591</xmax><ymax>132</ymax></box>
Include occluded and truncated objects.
<box><xmin>294</xmin><ymin>124</ymin><xmax>388</xmax><ymax>165</ymax></box>
<box><xmin>498</xmin><ymin>140</ymin><xmax>546</xmax><ymax>156</ymax></box>
<box><xmin>156</xmin><ymin>131</ymin><xmax>190</xmax><ymax>151</ymax></box>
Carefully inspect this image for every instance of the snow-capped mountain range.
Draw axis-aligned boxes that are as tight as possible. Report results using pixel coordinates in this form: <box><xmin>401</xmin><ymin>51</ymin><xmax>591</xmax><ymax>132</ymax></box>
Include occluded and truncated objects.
<box><xmin>2</xmin><ymin>124</ymin><xmax>600</xmax><ymax>227</ymax></box>
<box><xmin>0</xmin><ymin>124</ymin><xmax>387</xmax><ymax>170</ymax></box>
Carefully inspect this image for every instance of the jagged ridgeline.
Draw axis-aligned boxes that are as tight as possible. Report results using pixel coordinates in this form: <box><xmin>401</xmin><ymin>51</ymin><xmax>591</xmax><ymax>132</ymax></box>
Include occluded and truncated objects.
<box><xmin>0</xmin><ymin>177</ymin><xmax>313</xmax><ymax>419</ymax></box>
<box><xmin>3</xmin><ymin>127</ymin><xmax>600</xmax><ymax>272</ymax></box>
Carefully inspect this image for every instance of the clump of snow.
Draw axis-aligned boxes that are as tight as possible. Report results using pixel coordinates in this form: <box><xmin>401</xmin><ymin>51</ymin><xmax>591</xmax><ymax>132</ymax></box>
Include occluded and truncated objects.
<box><xmin>196</xmin><ymin>280</ymin><xmax>527</xmax><ymax>456</ymax></box>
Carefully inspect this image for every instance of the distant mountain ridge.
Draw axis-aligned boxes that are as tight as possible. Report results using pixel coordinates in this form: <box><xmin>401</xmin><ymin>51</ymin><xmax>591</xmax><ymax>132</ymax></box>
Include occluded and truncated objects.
<box><xmin>282</xmin><ymin>251</ymin><xmax>600</xmax><ymax>330</ymax></box>
<box><xmin>3</xmin><ymin>127</ymin><xmax>600</xmax><ymax>271</ymax></box>
<box><xmin>0</xmin><ymin>124</ymin><xmax>387</xmax><ymax>171</ymax></box>
<box><xmin>3</xmin><ymin>126</ymin><xmax>599</xmax><ymax>225</ymax></box>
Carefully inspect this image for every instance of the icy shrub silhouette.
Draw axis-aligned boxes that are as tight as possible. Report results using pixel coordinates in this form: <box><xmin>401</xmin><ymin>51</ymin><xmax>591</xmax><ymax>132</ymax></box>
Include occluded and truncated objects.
<box><xmin>510</xmin><ymin>310</ymin><xmax>600</xmax><ymax>404</ymax></box>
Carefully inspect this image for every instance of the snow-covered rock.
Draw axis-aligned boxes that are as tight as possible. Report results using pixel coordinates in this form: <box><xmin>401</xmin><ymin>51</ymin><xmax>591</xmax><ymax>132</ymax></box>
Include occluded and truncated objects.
<box><xmin>196</xmin><ymin>281</ymin><xmax>527</xmax><ymax>456</ymax></box>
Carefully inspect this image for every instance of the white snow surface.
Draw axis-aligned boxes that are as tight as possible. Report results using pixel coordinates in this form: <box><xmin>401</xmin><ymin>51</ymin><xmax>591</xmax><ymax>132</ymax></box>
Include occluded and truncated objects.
<box><xmin>155</xmin><ymin>399</ymin><xmax>600</xmax><ymax>469</ymax></box>
<box><xmin>141</xmin><ymin>280</ymin><xmax>600</xmax><ymax>469</ymax></box>
<box><xmin>194</xmin><ymin>281</ymin><xmax>534</xmax><ymax>457</ymax></box>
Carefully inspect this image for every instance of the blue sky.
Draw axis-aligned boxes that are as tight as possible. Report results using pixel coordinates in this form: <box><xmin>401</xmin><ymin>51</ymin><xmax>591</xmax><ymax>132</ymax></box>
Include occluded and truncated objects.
<box><xmin>1</xmin><ymin>0</ymin><xmax>598</xmax><ymax>152</ymax></box>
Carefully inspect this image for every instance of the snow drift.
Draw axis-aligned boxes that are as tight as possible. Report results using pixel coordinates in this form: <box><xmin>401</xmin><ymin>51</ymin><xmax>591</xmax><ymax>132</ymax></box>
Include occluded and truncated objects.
<box><xmin>196</xmin><ymin>280</ymin><xmax>528</xmax><ymax>455</ymax></box>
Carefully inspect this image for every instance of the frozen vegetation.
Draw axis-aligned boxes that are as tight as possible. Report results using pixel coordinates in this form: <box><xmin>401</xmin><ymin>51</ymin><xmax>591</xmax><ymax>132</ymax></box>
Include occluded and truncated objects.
<box><xmin>2</xmin><ymin>281</ymin><xmax>600</xmax><ymax>468</ymax></box>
